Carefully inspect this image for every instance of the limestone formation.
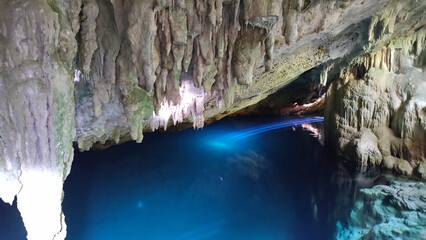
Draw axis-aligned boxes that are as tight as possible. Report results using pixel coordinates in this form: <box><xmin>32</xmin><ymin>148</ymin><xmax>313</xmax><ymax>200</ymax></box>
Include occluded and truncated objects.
<box><xmin>336</xmin><ymin>179</ymin><xmax>426</xmax><ymax>239</ymax></box>
<box><xmin>325</xmin><ymin>30</ymin><xmax>426</xmax><ymax>178</ymax></box>
<box><xmin>0</xmin><ymin>1</ymin><xmax>79</xmax><ymax>239</ymax></box>
<box><xmin>0</xmin><ymin>0</ymin><xmax>425</xmax><ymax>239</ymax></box>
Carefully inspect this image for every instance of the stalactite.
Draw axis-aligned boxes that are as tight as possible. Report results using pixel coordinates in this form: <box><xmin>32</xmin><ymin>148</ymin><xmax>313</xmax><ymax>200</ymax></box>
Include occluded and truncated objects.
<box><xmin>78</xmin><ymin>0</ymin><xmax>99</xmax><ymax>75</ymax></box>
<box><xmin>1</xmin><ymin>1</ymin><xmax>426</xmax><ymax>238</ymax></box>
<box><xmin>150</xmin><ymin>80</ymin><xmax>205</xmax><ymax>130</ymax></box>
<box><xmin>120</xmin><ymin>0</ymin><xmax>292</xmax><ymax>133</ymax></box>
<box><xmin>320</xmin><ymin>63</ymin><xmax>333</xmax><ymax>86</ymax></box>
<box><xmin>324</xmin><ymin>28</ymin><xmax>426</xmax><ymax>178</ymax></box>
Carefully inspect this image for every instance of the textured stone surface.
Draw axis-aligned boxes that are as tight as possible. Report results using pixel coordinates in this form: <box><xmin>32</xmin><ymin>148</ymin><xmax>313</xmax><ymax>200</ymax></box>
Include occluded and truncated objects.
<box><xmin>0</xmin><ymin>0</ymin><xmax>80</xmax><ymax>239</ymax></box>
<box><xmin>336</xmin><ymin>178</ymin><xmax>426</xmax><ymax>240</ymax></box>
<box><xmin>231</xmin><ymin>67</ymin><xmax>326</xmax><ymax>116</ymax></box>
<box><xmin>0</xmin><ymin>0</ymin><xmax>425</xmax><ymax>239</ymax></box>
<box><xmin>324</xmin><ymin>29</ymin><xmax>426</xmax><ymax>178</ymax></box>
<box><xmin>73</xmin><ymin>0</ymin><xmax>426</xmax><ymax>150</ymax></box>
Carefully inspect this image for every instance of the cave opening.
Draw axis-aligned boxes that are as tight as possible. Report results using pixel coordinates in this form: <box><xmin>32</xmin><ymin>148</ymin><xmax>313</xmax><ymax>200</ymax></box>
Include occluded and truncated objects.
<box><xmin>0</xmin><ymin>1</ymin><xmax>425</xmax><ymax>239</ymax></box>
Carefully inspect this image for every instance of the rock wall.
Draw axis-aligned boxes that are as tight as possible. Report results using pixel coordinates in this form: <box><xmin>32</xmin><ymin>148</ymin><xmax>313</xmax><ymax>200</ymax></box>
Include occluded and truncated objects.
<box><xmin>231</xmin><ymin>67</ymin><xmax>326</xmax><ymax>116</ymax></box>
<box><xmin>324</xmin><ymin>30</ymin><xmax>426</xmax><ymax>178</ymax></box>
<box><xmin>0</xmin><ymin>0</ymin><xmax>80</xmax><ymax>239</ymax></box>
<box><xmin>74</xmin><ymin>0</ymin><xmax>420</xmax><ymax>150</ymax></box>
<box><xmin>0</xmin><ymin>0</ymin><xmax>425</xmax><ymax>239</ymax></box>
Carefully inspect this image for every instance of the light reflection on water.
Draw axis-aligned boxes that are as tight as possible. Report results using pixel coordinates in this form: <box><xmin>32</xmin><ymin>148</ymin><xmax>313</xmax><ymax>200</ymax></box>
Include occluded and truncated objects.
<box><xmin>205</xmin><ymin>117</ymin><xmax>324</xmax><ymax>150</ymax></box>
<box><xmin>0</xmin><ymin>116</ymin><xmax>350</xmax><ymax>240</ymax></box>
<box><xmin>61</xmin><ymin>116</ymin><xmax>339</xmax><ymax>240</ymax></box>
<box><xmin>225</xmin><ymin>117</ymin><xmax>323</xmax><ymax>140</ymax></box>
<box><xmin>0</xmin><ymin>116</ymin><xmax>421</xmax><ymax>240</ymax></box>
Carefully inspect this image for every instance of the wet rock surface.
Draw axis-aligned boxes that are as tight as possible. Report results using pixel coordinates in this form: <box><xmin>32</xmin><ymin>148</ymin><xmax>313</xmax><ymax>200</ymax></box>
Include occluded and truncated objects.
<box><xmin>336</xmin><ymin>177</ymin><xmax>426</xmax><ymax>240</ymax></box>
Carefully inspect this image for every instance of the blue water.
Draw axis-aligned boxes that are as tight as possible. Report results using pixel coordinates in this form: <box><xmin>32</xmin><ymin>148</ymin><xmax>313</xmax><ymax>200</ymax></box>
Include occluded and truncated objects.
<box><xmin>63</xmin><ymin>116</ymin><xmax>340</xmax><ymax>240</ymax></box>
<box><xmin>0</xmin><ymin>200</ymin><xmax>26</xmax><ymax>240</ymax></box>
<box><xmin>0</xmin><ymin>116</ymin><xmax>346</xmax><ymax>240</ymax></box>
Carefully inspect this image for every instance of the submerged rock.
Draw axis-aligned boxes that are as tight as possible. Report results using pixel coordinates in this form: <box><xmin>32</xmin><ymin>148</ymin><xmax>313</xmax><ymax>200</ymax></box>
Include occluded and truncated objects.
<box><xmin>336</xmin><ymin>178</ymin><xmax>426</xmax><ymax>240</ymax></box>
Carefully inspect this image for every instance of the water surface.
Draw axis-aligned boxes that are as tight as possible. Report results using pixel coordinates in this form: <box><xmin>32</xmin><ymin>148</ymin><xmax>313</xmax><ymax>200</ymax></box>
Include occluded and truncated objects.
<box><xmin>63</xmin><ymin>116</ymin><xmax>341</xmax><ymax>240</ymax></box>
<box><xmin>0</xmin><ymin>116</ymin><xmax>360</xmax><ymax>240</ymax></box>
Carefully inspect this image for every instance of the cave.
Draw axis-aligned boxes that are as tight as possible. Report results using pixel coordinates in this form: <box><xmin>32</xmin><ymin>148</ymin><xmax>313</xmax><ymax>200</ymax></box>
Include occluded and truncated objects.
<box><xmin>0</xmin><ymin>0</ymin><xmax>425</xmax><ymax>240</ymax></box>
